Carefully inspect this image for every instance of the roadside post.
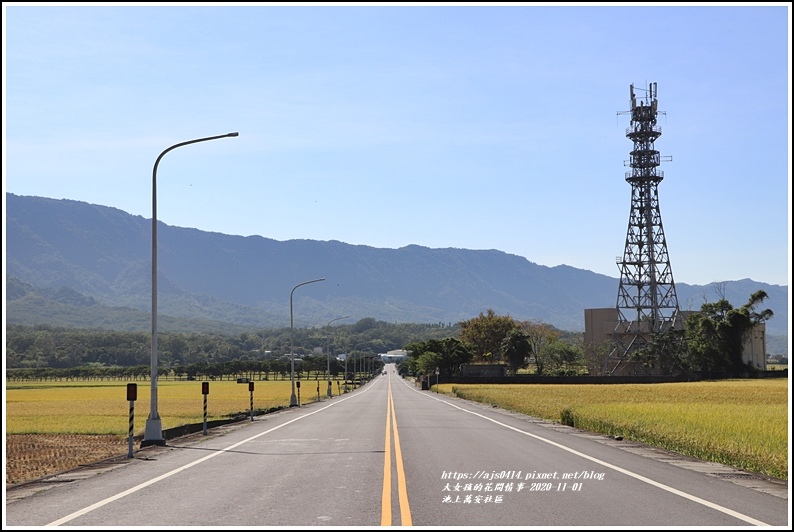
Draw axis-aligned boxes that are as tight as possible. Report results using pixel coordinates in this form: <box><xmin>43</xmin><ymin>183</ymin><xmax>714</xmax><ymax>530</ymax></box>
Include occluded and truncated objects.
<box><xmin>202</xmin><ymin>382</ymin><xmax>209</xmax><ymax>435</ymax></box>
<box><xmin>317</xmin><ymin>381</ymin><xmax>320</xmax><ymax>402</ymax></box>
<box><xmin>296</xmin><ymin>381</ymin><xmax>301</xmax><ymax>406</ymax></box>
<box><xmin>249</xmin><ymin>381</ymin><xmax>254</xmax><ymax>421</ymax></box>
<box><xmin>435</xmin><ymin>367</ymin><xmax>440</xmax><ymax>393</ymax></box>
<box><xmin>337</xmin><ymin>381</ymin><xmax>341</xmax><ymax>396</ymax></box>
<box><xmin>126</xmin><ymin>383</ymin><xmax>137</xmax><ymax>458</ymax></box>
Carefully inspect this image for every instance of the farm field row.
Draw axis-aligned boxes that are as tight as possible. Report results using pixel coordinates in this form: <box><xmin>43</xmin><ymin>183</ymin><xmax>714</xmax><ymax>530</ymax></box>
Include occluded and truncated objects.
<box><xmin>5</xmin><ymin>379</ymin><xmax>316</xmax><ymax>435</ymax></box>
<box><xmin>444</xmin><ymin>378</ymin><xmax>788</xmax><ymax>480</ymax></box>
<box><xmin>5</xmin><ymin>378</ymin><xmax>328</xmax><ymax>486</ymax></box>
<box><xmin>5</xmin><ymin>377</ymin><xmax>789</xmax><ymax>485</ymax></box>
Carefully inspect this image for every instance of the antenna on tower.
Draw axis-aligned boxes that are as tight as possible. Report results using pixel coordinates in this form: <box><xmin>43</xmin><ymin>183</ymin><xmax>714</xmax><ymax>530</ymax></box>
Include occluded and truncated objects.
<box><xmin>605</xmin><ymin>82</ymin><xmax>680</xmax><ymax>376</ymax></box>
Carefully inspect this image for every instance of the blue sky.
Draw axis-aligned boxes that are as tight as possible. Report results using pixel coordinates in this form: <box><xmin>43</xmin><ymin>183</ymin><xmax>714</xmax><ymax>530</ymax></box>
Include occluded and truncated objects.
<box><xmin>3</xmin><ymin>3</ymin><xmax>791</xmax><ymax>287</ymax></box>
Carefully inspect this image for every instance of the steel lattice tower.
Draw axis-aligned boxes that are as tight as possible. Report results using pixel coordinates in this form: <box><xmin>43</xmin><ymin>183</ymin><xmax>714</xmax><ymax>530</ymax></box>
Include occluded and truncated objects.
<box><xmin>605</xmin><ymin>82</ymin><xmax>680</xmax><ymax>375</ymax></box>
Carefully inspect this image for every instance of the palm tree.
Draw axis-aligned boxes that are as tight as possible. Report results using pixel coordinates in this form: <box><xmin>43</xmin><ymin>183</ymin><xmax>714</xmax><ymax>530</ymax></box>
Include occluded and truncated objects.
<box><xmin>501</xmin><ymin>330</ymin><xmax>532</xmax><ymax>376</ymax></box>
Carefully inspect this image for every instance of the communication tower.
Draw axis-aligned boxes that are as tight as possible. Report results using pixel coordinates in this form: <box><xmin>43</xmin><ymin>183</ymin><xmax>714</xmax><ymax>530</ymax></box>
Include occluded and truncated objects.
<box><xmin>606</xmin><ymin>82</ymin><xmax>680</xmax><ymax>375</ymax></box>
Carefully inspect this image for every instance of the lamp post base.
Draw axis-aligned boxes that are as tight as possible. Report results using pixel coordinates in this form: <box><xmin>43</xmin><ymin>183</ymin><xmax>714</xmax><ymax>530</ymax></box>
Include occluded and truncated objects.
<box><xmin>140</xmin><ymin>439</ymin><xmax>166</xmax><ymax>448</ymax></box>
<box><xmin>142</xmin><ymin>418</ymin><xmax>166</xmax><ymax>447</ymax></box>
<box><xmin>290</xmin><ymin>393</ymin><xmax>299</xmax><ymax>407</ymax></box>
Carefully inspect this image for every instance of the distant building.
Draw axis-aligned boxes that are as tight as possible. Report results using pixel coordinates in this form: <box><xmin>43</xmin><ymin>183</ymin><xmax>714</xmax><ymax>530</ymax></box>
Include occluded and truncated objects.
<box><xmin>584</xmin><ymin>307</ymin><xmax>767</xmax><ymax>375</ymax></box>
<box><xmin>743</xmin><ymin>325</ymin><xmax>767</xmax><ymax>369</ymax></box>
<box><xmin>380</xmin><ymin>350</ymin><xmax>408</xmax><ymax>364</ymax></box>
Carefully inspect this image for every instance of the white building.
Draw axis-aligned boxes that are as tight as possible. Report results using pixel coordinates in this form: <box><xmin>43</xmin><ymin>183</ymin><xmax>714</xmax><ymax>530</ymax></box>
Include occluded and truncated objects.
<box><xmin>380</xmin><ymin>350</ymin><xmax>408</xmax><ymax>364</ymax></box>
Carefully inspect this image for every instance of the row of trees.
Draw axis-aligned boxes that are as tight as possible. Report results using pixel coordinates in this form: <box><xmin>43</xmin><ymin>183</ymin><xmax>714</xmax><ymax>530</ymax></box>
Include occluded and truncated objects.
<box><xmin>402</xmin><ymin>309</ymin><xmax>586</xmax><ymax>377</ymax></box>
<box><xmin>6</xmin><ymin>291</ymin><xmax>773</xmax><ymax>380</ymax></box>
<box><xmin>402</xmin><ymin>291</ymin><xmax>775</xmax><ymax>378</ymax></box>
<box><xmin>5</xmin><ymin>318</ymin><xmax>454</xmax><ymax>369</ymax></box>
<box><xmin>6</xmin><ymin>354</ymin><xmax>385</xmax><ymax>383</ymax></box>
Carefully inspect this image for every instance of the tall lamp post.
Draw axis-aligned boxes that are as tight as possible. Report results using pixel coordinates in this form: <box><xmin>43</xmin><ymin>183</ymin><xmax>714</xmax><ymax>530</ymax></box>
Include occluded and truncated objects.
<box><xmin>142</xmin><ymin>132</ymin><xmax>238</xmax><ymax>448</ymax></box>
<box><xmin>351</xmin><ymin>342</ymin><xmax>369</xmax><ymax>390</ymax></box>
<box><xmin>326</xmin><ymin>316</ymin><xmax>349</xmax><ymax>398</ymax></box>
<box><xmin>344</xmin><ymin>353</ymin><xmax>349</xmax><ymax>392</ymax></box>
<box><xmin>290</xmin><ymin>278</ymin><xmax>325</xmax><ymax>407</ymax></box>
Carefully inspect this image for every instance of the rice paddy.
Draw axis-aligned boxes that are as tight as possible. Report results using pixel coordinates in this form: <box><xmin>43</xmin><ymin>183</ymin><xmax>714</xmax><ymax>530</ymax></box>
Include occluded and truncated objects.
<box><xmin>445</xmin><ymin>379</ymin><xmax>789</xmax><ymax>480</ymax></box>
<box><xmin>5</xmin><ymin>379</ymin><xmax>314</xmax><ymax>436</ymax></box>
<box><xmin>5</xmin><ymin>377</ymin><xmax>789</xmax><ymax>481</ymax></box>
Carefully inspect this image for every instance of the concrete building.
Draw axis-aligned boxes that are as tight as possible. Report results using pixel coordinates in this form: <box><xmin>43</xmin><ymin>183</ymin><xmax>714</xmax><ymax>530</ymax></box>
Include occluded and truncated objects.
<box><xmin>584</xmin><ymin>308</ymin><xmax>767</xmax><ymax>375</ymax></box>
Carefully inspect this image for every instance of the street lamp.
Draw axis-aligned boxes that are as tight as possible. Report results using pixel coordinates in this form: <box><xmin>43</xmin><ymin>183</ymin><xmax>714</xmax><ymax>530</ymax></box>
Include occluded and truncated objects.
<box><xmin>326</xmin><ymin>316</ymin><xmax>349</xmax><ymax>398</ymax></box>
<box><xmin>344</xmin><ymin>353</ymin><xmax>349</xmax><ymax>392</ymax></box>
<box><xmin>143</xmin><ymin>132</ymin><xmax>238</xmax><ymax>448</ymax></box>
<box><xmin>351</xmin><ymin>342</ymin><xmax>369</xmax><ymax>390</ymax></box>
<box><xmin>290</xmin><ymin>278</ymin><xmax>325</xmax><ymax>407</ymax></box>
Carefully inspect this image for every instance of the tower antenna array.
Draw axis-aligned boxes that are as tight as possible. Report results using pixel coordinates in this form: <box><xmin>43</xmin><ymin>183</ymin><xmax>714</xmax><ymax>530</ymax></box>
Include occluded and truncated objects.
<box><xmin>606</xmin><ymin>82</ymin><xmax>679</xmax><ymax>375</ymax></box>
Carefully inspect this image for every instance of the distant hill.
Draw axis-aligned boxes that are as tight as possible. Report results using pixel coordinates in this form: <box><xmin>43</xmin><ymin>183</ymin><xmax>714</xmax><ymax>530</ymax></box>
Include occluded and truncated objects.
<box><xmin>5</xmin><ymin>277</ymin><xmax>256</xmax><ymax>336</ymax></box>
<box><xmin>5</xmin><ymin>193</ymin><xmax>789</xmax><ymax>343</ymax></box>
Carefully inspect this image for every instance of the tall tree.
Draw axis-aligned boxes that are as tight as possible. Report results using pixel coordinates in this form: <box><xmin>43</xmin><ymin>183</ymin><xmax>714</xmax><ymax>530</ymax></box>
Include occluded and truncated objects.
<box><xmin>404</xmin><ymin>338</ymin><xmax>472</xmax><ymax>377</ymax></box>
<box><xmin>501</xmin><ymin>329</ymin><xmax>532</xmax><ymax>376</ymax></box>
<box><xmin>458</xmin><ymin>309</ymin><xmax>516</xmax><ymax>363</ymax></box>
<box><xmin>630</xmin><ymin>328</ymin><xmax>686</xmax><ymax>376</ymax></box>
<box><xmin>685</xmin><ymin>290</ymin><xmax>774</xmax><ymax>373</ymax></box>
<box><xmin>540</xmin><ymin>337</ymin><xmax>585</xmax><ymax>375</ymax></box>
<box><xmin>517</xmin><ymin>321</ymin><xmax>560</xmax><ymax>375</ymax></box>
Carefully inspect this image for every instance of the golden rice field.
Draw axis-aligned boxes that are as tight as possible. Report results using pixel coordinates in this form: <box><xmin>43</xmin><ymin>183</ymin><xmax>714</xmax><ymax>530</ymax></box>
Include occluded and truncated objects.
<box><xmin>5</xmin><ymin>379</ymin><xmax>322</xmax><ymax>435</ymax></box>
<box><xmin>5</xmin><ymin>379</ymin><xmax>330</xmax><ymax>485</ymax></box>
<box><xmin>444</xmin><ymin>379</ymin><xmax>789</xmax><ymax>480</ymax></box>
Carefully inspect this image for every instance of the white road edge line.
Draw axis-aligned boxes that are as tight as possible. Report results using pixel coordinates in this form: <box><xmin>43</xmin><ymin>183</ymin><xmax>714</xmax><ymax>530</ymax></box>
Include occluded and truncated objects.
<box><xmin>405</xmin><ymin>381</ymin><xmax>769</xmax><ymax>527</ymax></box>
<box><xmin>46</xmin><ymin>397</ymin><xmax>352</xmax><ymax>526</ymax></box>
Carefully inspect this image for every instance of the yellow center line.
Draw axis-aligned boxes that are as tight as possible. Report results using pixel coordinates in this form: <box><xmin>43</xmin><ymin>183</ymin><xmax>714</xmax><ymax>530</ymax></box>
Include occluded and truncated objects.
<box><xmin>390</xmin><ymin>380</ymin><xmax>412</xmax><ymax>525</ymax></box>
<box><xmin>381</xmin><ymin>374</ymin><xmax>412</xmax><ymax>526</ymax></box>
<box><xmin>381</xmin><ymin>378</ymin><xmax>393</xmax><ymax>526</ymax></box>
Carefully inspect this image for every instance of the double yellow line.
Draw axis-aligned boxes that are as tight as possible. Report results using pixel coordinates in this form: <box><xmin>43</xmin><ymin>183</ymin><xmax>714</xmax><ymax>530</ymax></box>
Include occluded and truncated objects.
<box><xmin>381</xmin><ymin>376</ymin><xmax>412</xmax><ymax>526</ymax></box>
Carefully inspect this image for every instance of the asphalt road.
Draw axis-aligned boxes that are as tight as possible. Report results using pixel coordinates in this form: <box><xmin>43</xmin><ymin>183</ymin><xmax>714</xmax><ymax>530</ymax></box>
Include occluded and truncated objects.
<box><xmin>4</xmin><ymin>365</ymin><xmax>790</xmax><ymax>527</ymax></box>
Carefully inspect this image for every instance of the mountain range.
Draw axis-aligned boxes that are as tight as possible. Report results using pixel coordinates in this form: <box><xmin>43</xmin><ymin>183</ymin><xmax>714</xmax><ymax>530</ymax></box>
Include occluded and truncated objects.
<box><xmin>5</xmin><ymin>193</ymin><xmax>789</xmax><ymax>341</ymax></box>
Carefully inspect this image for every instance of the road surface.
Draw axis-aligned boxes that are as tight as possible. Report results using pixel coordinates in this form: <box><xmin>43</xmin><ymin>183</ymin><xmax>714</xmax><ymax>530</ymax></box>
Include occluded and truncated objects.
<box><xmin>5</xmin><ymin>365</ymin><xmax>789</xmax><ymax>527</ymax></box>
